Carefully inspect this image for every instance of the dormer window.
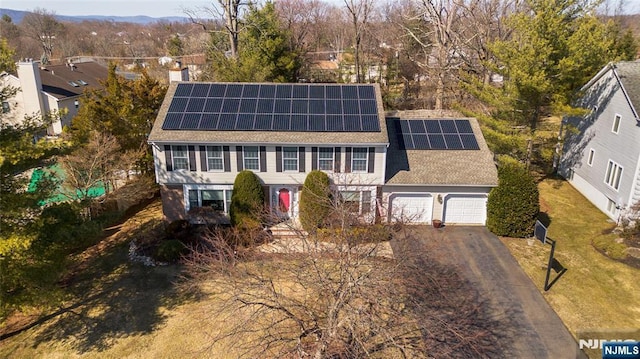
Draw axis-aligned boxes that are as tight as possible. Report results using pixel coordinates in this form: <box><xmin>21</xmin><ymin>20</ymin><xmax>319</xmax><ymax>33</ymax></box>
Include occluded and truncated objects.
<box><xmin>612</xmin><ymin>114</ymin><xmax>621</xmax><ymax>134</ymax></box>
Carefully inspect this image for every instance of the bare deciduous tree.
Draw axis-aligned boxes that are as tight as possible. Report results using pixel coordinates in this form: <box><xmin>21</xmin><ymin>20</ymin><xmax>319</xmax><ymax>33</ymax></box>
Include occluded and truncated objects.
<box><xmin>59</xmin><ymin>131</ymin><xmax>139</xmax><ymax>202</ymax></box>
<box><xmin>185</xmin><ymin>0</ymin><xmax>245</xmax><ymax>59</ymax></box>
<box><xmin>182</xmin><ymin>194</ymin><xmax>507</xmax><ymax>358</ymax></box>
<box><xmin>343</xmin><ymin>0</ymin><xmax>375</xmax><ymax>83</ymax></box>
<box><xmin>21</xmin><ymin>8</ymin><xmax>65</xmax><ymax>63</ymax></box>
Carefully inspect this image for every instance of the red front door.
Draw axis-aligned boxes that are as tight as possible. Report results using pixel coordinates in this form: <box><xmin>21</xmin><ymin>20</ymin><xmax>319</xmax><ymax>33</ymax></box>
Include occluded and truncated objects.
<box><xmin>278</xmin><ymin>189</ymin><xmax>290</xmax><ymax>213</ymax></box>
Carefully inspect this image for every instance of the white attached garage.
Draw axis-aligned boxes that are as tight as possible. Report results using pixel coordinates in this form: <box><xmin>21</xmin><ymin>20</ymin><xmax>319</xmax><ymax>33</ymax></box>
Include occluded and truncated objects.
<box><xmin>443</xmin><ymin>194</ymin><xmax>488</xmax><ymax>225</ymax></box>
<box><xmin>389</xmin><ymin>194</ymin><xmax>433</xmax><ymax>223</ymax></box>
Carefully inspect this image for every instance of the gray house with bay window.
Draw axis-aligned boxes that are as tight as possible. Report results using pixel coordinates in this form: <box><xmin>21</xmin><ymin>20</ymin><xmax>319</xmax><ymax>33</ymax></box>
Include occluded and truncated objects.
<box><xmin>147</xmin><ymin>82</ymin><xmax>498</xmax><ymax>225</ymax></box>
<box><xmin>560</xmin><ymin>61</ymin><xmax>640</xmax><ymax>220</ymax></box>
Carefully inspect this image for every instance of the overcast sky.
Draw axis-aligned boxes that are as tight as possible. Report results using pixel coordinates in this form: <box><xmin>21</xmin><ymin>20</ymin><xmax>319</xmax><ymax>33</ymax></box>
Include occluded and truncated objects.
<box><xmin>2</xmin><ymin>0</ymin><xmax>639</xmax><ymax>17</ymax></box>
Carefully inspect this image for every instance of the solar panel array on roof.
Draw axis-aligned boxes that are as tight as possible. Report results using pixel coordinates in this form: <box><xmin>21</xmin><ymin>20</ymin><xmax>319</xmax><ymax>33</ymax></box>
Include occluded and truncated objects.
<box><xmin>162</xmin><ymin>83</ymin><xmax>381</xmax><ymax>132</ymax></box>
<box><xmin>396</xmin><ymin>119</ymin><xmax>480</xmax><ymax>150</ymax></box>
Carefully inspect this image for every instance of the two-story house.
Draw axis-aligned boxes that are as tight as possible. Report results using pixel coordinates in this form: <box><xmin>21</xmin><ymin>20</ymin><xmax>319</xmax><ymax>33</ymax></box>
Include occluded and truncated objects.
<box><xmin>148</xmin><ymin>82</ymin><xmax>498</xmax><ymax>225</ymax></box>
<box><xmin>560</xmin><ymin>61</ymin><xmax>640</xmax><ymax>220</ymax></box>
<box><xmin>1</xmin><ymin>59</ymin><xmax>108</xmax><ymax>135</ymax></box>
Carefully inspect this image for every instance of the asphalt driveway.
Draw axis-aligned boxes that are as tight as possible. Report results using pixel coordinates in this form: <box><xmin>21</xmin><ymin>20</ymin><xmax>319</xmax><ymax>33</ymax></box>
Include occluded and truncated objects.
<box><xmin>392</xmin><ymin>225</ymin><xmax>586</xmax><ymax>359</ymax></box>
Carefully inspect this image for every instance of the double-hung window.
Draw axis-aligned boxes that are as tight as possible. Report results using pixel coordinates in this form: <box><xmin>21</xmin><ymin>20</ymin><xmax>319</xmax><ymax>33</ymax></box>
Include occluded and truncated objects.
<box><xmin>340</xmin><ymin>190</ymin><xmax>372</xmax><ymax>214</ymax></box>
<box><xmin>244</xmin><ymin>146</ymin><xmax>260</xmax><ymax>171</ymax></box>
<box><xmin>188</xmin><ymin>189</ymin><xmax>233</xmax><ymax>213</ymax></box>
<box><xmin>172</xmin><ymin>145</ymin><xmax>189</xmax><ymax>170</ymax></box>
<box><xmin>283</xmin><ymin>147</ymin><xmax>298</xmax><ymax>171</ymax></box>
<box><xmin>318</xmin><ymin>147</ymin><xmax>334</xmax><ymax>171</ymax></box>
<box><xmin>206</xmin><ymin>146</ymin><xmax>224</xmax><ymax>171</ymax></box>
<box><xmin>604</xmin><ymin>160</ymin><xmax>623</xmax><ymax>190</ymax></box>
<box><xmin>351</xmin><ymin>148</ymin><xmax>368</xmax><ymax>172</ymax></box>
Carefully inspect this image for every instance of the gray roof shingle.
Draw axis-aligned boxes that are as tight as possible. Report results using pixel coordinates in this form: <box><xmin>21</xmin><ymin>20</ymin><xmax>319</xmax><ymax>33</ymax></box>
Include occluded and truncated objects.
<box><xmin>615</xmin><ymin>61</ymin><xmax>640</xmax><ymax>117</ymax></box>
<box><xmin>385</xmin><ymin>111</ymin><xmax>498</xmax><ymax>186</ymax></box>
<box><xmin>39</xmin><ymin>62</ymin><xmax>109</xmax><ymax>99</ymax></box>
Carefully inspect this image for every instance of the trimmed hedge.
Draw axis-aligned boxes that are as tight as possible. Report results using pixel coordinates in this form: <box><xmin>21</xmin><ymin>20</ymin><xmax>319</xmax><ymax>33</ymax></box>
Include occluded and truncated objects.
<box><xmin>487</xmin><ymin>163</ymin><xmax>539</xmax><ymax>238</ymax></box>
<box><xmin>230</xmin><ymin>170</ymin><xmax>265</xmax><ymax>229</ymax></box>
<box><xmin>299</xmin><ymin>170</ymin><xmax>332</xmax><ymax>233</ymax></box>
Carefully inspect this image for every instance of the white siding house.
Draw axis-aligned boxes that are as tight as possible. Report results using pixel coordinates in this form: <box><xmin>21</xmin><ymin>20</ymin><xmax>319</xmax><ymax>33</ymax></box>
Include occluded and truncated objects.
<box><xmin>560</xmin><ymin>61</ymin><xmax>640</xmax><ymax>220</ymax></box>
<box><xmin>148</xmin><ymin>82</ymin><xmax>498</xmax><ymax>225</ymax></box>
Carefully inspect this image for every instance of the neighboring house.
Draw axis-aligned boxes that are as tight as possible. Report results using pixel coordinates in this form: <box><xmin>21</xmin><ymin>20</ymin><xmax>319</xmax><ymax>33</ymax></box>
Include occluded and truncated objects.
<box><xmin>1</xmin><ymin>59</ymin><xmax>108</xmax><ymax>135</ymax></box>
<box><xmin>560</xmin><ymin>61</ymin><xmax>640</xmax><ymax>220</ymax></box>
<box><xmin>147</xmin><ymin>82</ymin><xmax>498</xmax><ymax>225</ymax></box>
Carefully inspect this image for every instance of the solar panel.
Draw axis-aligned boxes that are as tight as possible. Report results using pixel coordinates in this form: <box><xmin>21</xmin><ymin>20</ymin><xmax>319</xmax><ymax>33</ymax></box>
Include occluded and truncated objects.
<box><xmin>455</xmin><ymin>119</ymin><xmax>473</xmax><ymax>133</ymax></box>
<box><xmin>221</xmin><ymin>98</ymin><xmax>240</xmax><ymax>113</ymax></box>
<box><xmin>242</xmin><ymin>84</ymin><xmax>259</xmax><ymax>98</ymax></box>
<box><xmin>274</xmin><ymin>99</ymin><xmax>291</xmax><ymax>113</ymax></box>
<box><xmin>429</xmin><ymin>134</ymin><xmax>447</xmax><ymax>149</ymax></box>
<box><xmin>209</xmin><ymin>84</ymin><xmax>226</xmax><ymax>97</ymax></box>
<box><xmin>204</xmin><ymin>98</ymin><xmax>223</xmax><ymax>113</ymax></box>
<box><xmin>218</xmin><ymin>113</ymin><xmax>237</xmax><ymax>130</ymax></box>
<box><xmin>259</xmin><ymin>84</ymin><xmax>276</xmax><ymax>98</ymax></box>
<box><xmin>239</xmin><ymin>98</ymin><xmax>257</xmax><ymax>113</ymax></box>
<box><xmin>168</xmin><ymin>97</ymin><xmax>188</xmax><ymax>112</ymax></box>
<box><xmin>186</xmin><ymin>98</ymin><xmax>205</xmax><ymax>112</ymax></box>
<box><xmin>276</xmin><ymin>84</ymin><xmax>292</xmax><ymax>98</ymax></box>
<box><xmin>174</xmin><ymin>83</ymin><xmax>193</xmax><ymax>97</ymax></box>
<box><xmin>191</xmin><ymin>84</ymin><xmax>210</xmax><ymax>97</ymax></box>
<box><xmin>290</xmin><ymin>115</ymin><xmax>308</xmax><ymax>131</ymax></box>
<box><xmin>343</xmin><ymin>100</ymin><xmax>360</xmax><ymax>115</ymax></box>
<box><xmin>292</xmin><ymin>100</ymin><xmax>308</xmax><ymax>114</ymax></box>
<box><xmin>309</xmin><ymin>85</ymin><xmax>325</xmax><ymax>99</ymax></box>
<box><xmin>358</xmin><ymin>85</ymin><xmax>375</xmax><ymax>99</ymax></box>
<box><xmin>163</xmin><ymin>113</ymin><xmax>183</xmax><ymax>129</ymax></box>
<box><xmin>163</xmin><ymin>83</ymin><xmax>381</xmax><ymax>132</ymax></box>
<box><xmin>309</xmin><ymin>114</ymin><xmax>326</xmax><ymax>131</ymax></box>
<box><xmin>182</xmin><ymin>113</ymin><xmax>201</xmax><ymax>129</ymax></box>
<box><xmin>460</xmin><ymin>134</ymin><xmax>480</xmax><ymax>150</ymax></box>
<box><xmin>326</xmin><ymin>85</ymin><xmax>341</xmax><ymax>99</ymax></box>
<box><xmin>255</xmin><ymin>114</ymin><xmax>273</xmax><ymax>130</ymax></box>
<box><xmin>273</xmin><ymin>114</ymin><xmax>290</xmax><ymax>130</ymax></box>
<box><xmin>292</xmin><ymin>85</ymin><xmax>309</xmax><ymax>98</ymax></box>
<box><xmin>360</xmin><ymin>100</ymin><xmax>377</xmax><ymax>115</ymax></box>
<box><xmin>344</xmin><ymin>115</ymin><xmax>361</xmax><ymax>131</ymax></box>
<box><xmin>257</xmin><ymin>99</ymin><xmax>274</xmax><ymax>113</ymax></box>
<box><xmin>236</xmin><ymin>113</ymin><xmax>255</xmax><ymax>130</ymax></box>
<box><xmin>342</xmin><ymin>86</ymin><xmax>358</xmax><ymax>99</ymax></box>
<box><xmin>226</xmin><ymin>84</ymin><xmax>243</xmax><ymax>97</ymax></box>
<box><xmin>362</xmin><ymin>115</ymin><xmax>380</xmax><ymax>131</ymax></box>
<box><xmin>395</xmin><ymin>119</ymin><xmax>480</xmax><ymax>150</ymax></box>
<box><xmin>326</xmin><ymin>100</ymin><xmax>342</xmax><ymax>114</ymax></box>
<box><xmin>199</xmin><ymin>114</ymin><xmax>218</xmax><ymax>130</ymax></box>
<box><xmin>327</xmin><ymin>115</ymin><xmax>344</xmax><ymax>131</ymax></box>
<box><xmin>444</xmin><ymin>134</ymin><xmax>463</xmax><ymax>149</ymax></box>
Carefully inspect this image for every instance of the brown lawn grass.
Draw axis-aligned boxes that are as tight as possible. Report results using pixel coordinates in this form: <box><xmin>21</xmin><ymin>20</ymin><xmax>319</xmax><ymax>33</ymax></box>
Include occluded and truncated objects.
<box><xmin>500</xmin><ymin>179</ymin><xmax>640</xmax><ymax>357</ymax></box>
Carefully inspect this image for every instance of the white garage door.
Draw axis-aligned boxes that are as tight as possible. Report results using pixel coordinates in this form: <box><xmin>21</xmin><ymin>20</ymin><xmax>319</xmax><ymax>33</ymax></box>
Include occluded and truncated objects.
<box><xmin>390</xmin><ymin>194</ymin><xmax>433</xmax><ymax>223</ymax></box>
<box><xmin>444</xmin><ymin>195</ymin><xmax>488</xmax><ymax>225</ymax></box>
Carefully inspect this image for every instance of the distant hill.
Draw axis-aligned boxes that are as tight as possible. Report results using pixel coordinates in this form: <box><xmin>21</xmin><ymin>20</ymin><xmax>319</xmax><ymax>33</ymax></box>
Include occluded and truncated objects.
<box><xmin>0</xmin><ymin>8</ymin><xmax>189</xmax><ymax>24</ymax></box>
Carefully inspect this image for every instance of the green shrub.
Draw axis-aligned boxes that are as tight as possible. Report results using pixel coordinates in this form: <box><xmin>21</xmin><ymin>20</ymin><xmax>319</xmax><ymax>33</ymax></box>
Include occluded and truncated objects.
<box><xmin>229</xmin><ymin>170</ymin><xmax>265</xmax><ymax>229</ymax></box>
<box><xmin>154</xmin><ymin>239</ymin><xmax>187</xmax><ymax>263</ymax></box>
<box><xmin>487</xmin><ymin>162</ymin><xmax>539</xmax><ymax>237</ymax></box>
<box><xmin>299</xmin><ymin>170</ymin><xmax>332</xmax><ymax>233</ymax></box>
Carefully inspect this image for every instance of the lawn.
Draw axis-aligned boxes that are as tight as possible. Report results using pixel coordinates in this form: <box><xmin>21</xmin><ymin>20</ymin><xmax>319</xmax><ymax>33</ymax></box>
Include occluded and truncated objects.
<box><xmin>500</xmin><ymin>179</ymin><xmax>640</xmax><ymax>357</ymax></box>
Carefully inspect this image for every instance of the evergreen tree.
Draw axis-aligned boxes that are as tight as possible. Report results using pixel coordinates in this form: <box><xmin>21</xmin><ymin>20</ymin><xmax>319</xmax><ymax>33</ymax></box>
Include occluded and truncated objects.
<box><xmin>487</xmin><ymin>161</ymin><xmax>539</xmax><ymax>238</ymax></box>
<box><xmin>229</xmin><ymin>170</ymin><xmax>265</xmax><ymax>229</ymax></box>
<box><xmin>299</xmin><ymin>170</ymin><xmax>332</xmax><ymax>233</ymax></box>
<box><xmin>207</xmin><ymin>1</ymin><xmax>301</xmax><ymax>82</ymax></box>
